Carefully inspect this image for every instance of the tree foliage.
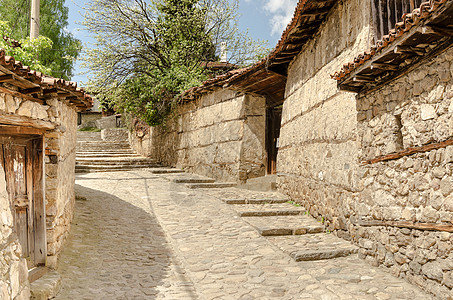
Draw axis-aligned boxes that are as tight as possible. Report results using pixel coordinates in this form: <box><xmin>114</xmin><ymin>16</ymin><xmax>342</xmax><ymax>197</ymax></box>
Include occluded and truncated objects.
<box><xmin>0</xmin><ymin>21</ymin><xmax>52</xmax><ymax>74</ymax></box>
<box><xmin>0</xmin><ymin>0</ymin><xmax>81</xmax><ymax>80</ymax></box>
<box><xmin>83</xmin><ymin>0</ymin><xmax>267</xmax><ymax>126</ymax></box>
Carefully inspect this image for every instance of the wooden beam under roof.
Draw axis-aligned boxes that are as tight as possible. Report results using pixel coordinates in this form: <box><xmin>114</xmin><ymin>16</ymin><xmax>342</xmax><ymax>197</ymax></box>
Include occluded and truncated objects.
<box><xmin>0</xmin><ymin>113</ymin><xmax>55</xmax><ymax>130</ymax></box>
<box><xmin>0</xmin><ymin>74</ymin><xmax>15</xmax><ymax>83</ymax></box>
<box><xmin>20</xmin><ymin>87</ymin><xmax>42</xmax><ymax>95</ymax></box>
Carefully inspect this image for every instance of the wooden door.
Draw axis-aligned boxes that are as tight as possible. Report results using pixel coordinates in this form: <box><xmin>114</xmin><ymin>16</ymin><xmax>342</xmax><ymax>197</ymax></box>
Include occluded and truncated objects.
<box><xmin>266</xmin><ymin>106</ymin><xmax>282</xmax><ymax>175</ymax></box>
<box><xmin>0</xmin><ymin>134</ymin><xmax>45</xmax><ymax>268</ymax></box>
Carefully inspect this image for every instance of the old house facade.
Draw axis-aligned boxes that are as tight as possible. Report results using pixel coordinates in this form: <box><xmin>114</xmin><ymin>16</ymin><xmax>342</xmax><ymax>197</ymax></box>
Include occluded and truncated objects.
<box><xmin>129</xmin><ymin>0</ymin><xmax>453</xmax><ymax>297</ymax></box>
<box><xmin>0</xmin><ymin>49</ymin><xmax>92</xmax><ymax>299</ymax></box>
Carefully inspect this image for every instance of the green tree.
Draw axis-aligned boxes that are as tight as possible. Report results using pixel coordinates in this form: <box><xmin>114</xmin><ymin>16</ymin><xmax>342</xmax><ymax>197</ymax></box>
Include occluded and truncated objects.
<box><xmin>0</xmin><ymin>0</ymin><xmax>81</xmax><ymax>80</ymax></box>
<box><xmin>83</xmin><ymin>0</ymin><xmax>267</xmax><ymax>126</ymax></box>
<box><xmin>0</xmin><ymin>21</ymin><xmax>52</xmax><ymax>74</ymax></box>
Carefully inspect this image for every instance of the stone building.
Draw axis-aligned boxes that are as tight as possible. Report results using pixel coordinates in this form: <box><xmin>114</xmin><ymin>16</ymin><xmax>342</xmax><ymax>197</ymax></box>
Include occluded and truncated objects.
<box><xmin>0</xmin><ymin>49</ymin><xmax>92</xmax><ymax>298</ymax></box>
<box><xmin>131</xmin><ymin>0</ymin><xmax>453</xmax><ymax>297</ymax></box>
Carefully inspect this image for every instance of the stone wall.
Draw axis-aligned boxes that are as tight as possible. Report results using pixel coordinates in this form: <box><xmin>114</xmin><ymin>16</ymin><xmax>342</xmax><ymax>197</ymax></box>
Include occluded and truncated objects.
<box><xmin>278</xmin><ymin>0</ymin><xmax>371</xmax><ymax>228</ymax></box>
<box><xmin>78</xmin><ymin>111</ymin><xmax>101</xmax><ymax>129</ymax></box>
<box><xmin>0</xmin><ymin>164</ymin><xmax>30</xmax><ymax>299</ymax></box>
<box><xmin>277</xmin><ymin>0</ymin><xmax>453</xmax><ymax>296</ymax></box>
<box><xmin>0</xmin><ymin>92</ymin><xmax>79</xmax><ymax>274</ymax></box>
<box><xmin>130</xmin><ymin>89</ymin><xmax>266</xmax><ymax>182</ymax></box>
<box><xmin>44</xmin><ymin>99</ymin><xmax>78</xmax><ymax>268</ymax></box>
<box><xmin>354</xmin><ymin>48</ymin><xmax>453</xmax><ymax>297</ymax></box>
<box><xmin>101</xmin><ymin>128</ymin><xmax>128</xmax><ymax>142</ymax></box>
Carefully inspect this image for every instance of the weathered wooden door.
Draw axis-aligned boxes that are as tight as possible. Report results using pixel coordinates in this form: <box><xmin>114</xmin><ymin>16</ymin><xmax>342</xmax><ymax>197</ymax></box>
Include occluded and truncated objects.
<box><xmin>266</xmin><ymin>106</ymin><xmax>282</xmax><ymax>175</ymax></box>
<box><xmin>0</xmin><ymin>133</ymin><xmax>45</xmax><ymax>268</ymax></box>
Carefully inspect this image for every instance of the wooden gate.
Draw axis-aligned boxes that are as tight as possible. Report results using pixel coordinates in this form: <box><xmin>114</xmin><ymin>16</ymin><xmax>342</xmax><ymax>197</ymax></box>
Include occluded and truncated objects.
<box><xmin>266</xmin><ymin>106</ymin><xmax>282</xmax><ymax>175</ymax></box>
<box><xmin>0</xmin><ymin>132</ymin><xmax>46</xmax><ymax>269</ymax></box>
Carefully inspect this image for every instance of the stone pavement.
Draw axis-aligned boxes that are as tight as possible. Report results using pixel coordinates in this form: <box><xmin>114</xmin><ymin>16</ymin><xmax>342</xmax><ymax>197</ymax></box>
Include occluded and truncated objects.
<box><xmin>56</xmin><ymin>169</ymin><xmax>433</xmax><ymax>299</ymax></box>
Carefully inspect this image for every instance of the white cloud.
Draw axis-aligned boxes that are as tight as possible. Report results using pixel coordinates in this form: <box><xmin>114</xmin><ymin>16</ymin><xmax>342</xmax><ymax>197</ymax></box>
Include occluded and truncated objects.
<box><xmin>263</xmin><ymin>0</ymin><xmax>298</xmax><ymax>35</ymax></box>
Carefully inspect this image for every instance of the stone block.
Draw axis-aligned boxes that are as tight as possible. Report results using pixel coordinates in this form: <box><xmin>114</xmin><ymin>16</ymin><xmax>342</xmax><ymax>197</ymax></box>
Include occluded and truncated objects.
<box><xmin>5</xmin><ymin>94</ymin><xmax>19</xmax><ymax>113</ymax></box>
<box><xmin>0</xmin><ymin>94</ymin><xmax>5</xmax><ymax>111</ymax></box>
<box><xmin>422</xmin><ymin>261</ymin><xmax>444</xmax><ymax>282</ymax></box>
<box><xmin>440</xmin><ymin>177</ymin><xmax>453</xmax><ymax>197</ymax></box>
<box><xmin>420</xmin><ymin>104</ymin><xmax>437</xmax><ymax>120</ymax></box>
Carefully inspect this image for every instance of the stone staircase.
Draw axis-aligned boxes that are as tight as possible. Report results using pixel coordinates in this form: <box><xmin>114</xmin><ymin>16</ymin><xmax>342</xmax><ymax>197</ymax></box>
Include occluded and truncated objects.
<box><xmin>167</xmin><ymin>171</ymin><xmax>359</xmax><ymax>263</ymax></box>
<box><xmin>221</xmin><ymin>195</ymin><xmax>359</xmax><ymax>263</ymax></box>
<box><xmin>76</xmin><ymin>131</ymin><xmax>161</xmax><ymax>173</ymax></box>
<box><xmin>162</xmin><ymin>172</ymin><xmax>237</xmax><ymax>189</ymax></box>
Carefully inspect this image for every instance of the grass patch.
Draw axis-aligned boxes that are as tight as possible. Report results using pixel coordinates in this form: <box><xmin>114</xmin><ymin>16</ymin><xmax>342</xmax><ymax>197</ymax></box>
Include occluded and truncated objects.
<box><xmin>78</xmin><ymin>127</ymin><xmax>101</xmax><ymax>132</ymax></box>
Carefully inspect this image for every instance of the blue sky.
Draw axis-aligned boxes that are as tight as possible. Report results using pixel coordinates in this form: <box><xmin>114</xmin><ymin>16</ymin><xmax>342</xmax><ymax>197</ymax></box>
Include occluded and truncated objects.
<box><xmin>65</xmin><ymin>0</ymin><xmax>298</xmax><ymax>84</ymax></box>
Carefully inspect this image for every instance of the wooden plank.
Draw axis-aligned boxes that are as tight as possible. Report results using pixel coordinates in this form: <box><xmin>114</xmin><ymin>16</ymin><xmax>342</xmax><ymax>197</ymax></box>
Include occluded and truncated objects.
<box><xmin>378</xmin><ymin>0</ymin><xmax>388</xmax><ymax>40</ymax></box>
<box><xmin>0</xmin><ymin>144</ymin><xmax>4</xmax><ymax>171</ymax></box>
<box><xmin>359</xmin><ymin>219</ymin><xmax>453</xmax><ymax>233</ymax></box>
<box><xmin>371</xmin><ymin>62</ymin><xmax>399</xmax><ymax>71</ymax></box>
<box><xmin>0</xmin><ymin>74</ymin><xmax>15</xmax><ymax>83</ymax></box>
<box><xmin>338</xmin><ymin>84</ymin><xmax>362</xmax><ymax>93</ymax></box>
<box><xmin>371</xmin><ymin>0</ymin><xmax>381</xmax><ymax>41</ymax></box>
<box><xmin>28</xmin><ymin>266</ymin><xmax>48</xmax><ymax>283</ymax></box>
<box><xmin>353</xmin><ymin>75</ymin><xmax>376</xmax><ymax>83</ymax></box>
<box><xmin>32</xmin><ymin>137</ymin><xmax>46</xmax><ymax>266</ymax></box>
<box><xmin>20</xmin><ymin>87</ymin><xmax>42</xmax><ymax>95</ymax></box>
<box><xmin>42</xmin><ymin>88</ymin><xmax>58</xmax><ymax>95</ymax></box>
<box><xmin>0</xmin><ymin>125</ymin><xmax>46</xmax><ymax>136</ymax></box>
<box><xmin>0</xmin><ymin>113</ymin><xmax>56</xmax><ymax>130</ymax></box>
<box><xmin>362</xmin><ymin>138</ymin><xmax>453</xmax><ymax>164</ymax></box>
<box><xmin>12</xmin><ymin>145</ymin><xmax>27</xmax><ymax>196</ymax></box>
<box><xmin>0</xmin><ymin>66</ymin><xmax>39</xmax><ymax>90</ymax></box>
<box><xmin>2</xmin><ymin>142</ymin><xmax>14</xmax><ymax>206</ymax></box>
<box><xmin>26</xmin><ymin>140</ymin><xmax>35</xmax><ymax>267</ymax></box>
<box><xmin>424</xmin><ymin>25</ymin><xmax>453</xmax><ymax>37</ymax></box>
<box><xmin>388</xmin><ymin>0</ymin><xmax>396</xmax><ymax>34</ymax></box>
<box><xmin>16</xmin><ymin>208</ymin><xmax>29</xmax><ymax>256</ymax></box>
<box><xmin>0</xmin><ymin>86</ymin><xmax>43</xmax><ymax>104</ymax></box>
<box><xmin>395</xmin><ymin>0</ymin><xmax>402</xmax><ymax>23</ymax></box>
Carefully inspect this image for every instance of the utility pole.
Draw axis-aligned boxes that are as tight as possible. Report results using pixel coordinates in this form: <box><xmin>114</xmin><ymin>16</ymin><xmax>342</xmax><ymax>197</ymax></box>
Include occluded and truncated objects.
<box><xmin>30</xmin><ymin>0</ymin><xmax>40</xmax><ymax>39</ymax></box>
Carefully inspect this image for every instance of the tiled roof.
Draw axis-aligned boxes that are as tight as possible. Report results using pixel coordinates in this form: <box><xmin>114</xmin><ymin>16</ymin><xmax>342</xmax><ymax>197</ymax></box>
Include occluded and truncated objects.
<box><xmin>181</xmin><ymin>0</ymin><xmax>338</xmax><ymax>101</ymax></box>
<box><xmin>200</xmin><ymin>61</ymin><xmax>237</xmax><ymax>69</ymax></box>
<box><xmin>331</xmin><ymin>0</ymin><xmax>450</xmax><ymax>82</ymax></box>
<box><xmin>0</xmin><ymin>48</ymin><xmax>92</xmax><ymax>110</ymax></box>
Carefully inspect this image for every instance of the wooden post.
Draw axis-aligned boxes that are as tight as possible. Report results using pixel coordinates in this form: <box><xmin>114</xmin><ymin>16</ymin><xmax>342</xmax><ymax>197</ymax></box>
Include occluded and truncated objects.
<box><xmin>32</xmin><ymin>137</ymin><xmax>46</xmax><ymax>266</ymax></box>
<box><xmin>30</xmin><ymin>0</ymin><xmax>40</xmax><ymax>40</ymax></box>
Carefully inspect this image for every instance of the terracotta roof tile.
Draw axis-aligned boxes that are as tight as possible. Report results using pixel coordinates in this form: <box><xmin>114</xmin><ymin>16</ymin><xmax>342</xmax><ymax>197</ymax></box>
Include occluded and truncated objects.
<box><xmin>181</xmin><ymin>0</ymin><xmax>338</xmax><ymax>100</ymax></box>
<box><xmin>0</xmin><ymin>48</ymin><xmax>92</xmax><ymax>109</ymax></box>
<box><xmin>331</xmin><ymin>0</ymin><xmax>449</xmax><ymax>81</ymax></box>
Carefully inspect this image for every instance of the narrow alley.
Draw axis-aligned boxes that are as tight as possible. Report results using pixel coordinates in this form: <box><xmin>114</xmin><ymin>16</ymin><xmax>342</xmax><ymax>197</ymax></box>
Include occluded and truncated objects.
<box><xmin>55</xmin><ymin>169</ymin><xmax>431</xmax><ymax>299</ymax></box>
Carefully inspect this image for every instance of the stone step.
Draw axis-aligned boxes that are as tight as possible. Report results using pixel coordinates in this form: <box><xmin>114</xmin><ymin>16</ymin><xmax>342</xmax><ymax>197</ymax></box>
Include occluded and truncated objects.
<box><xmin>76</xmin><ymin>146</ymin><xmax>133</xmax><ymax>152</ymax></box>
<box><xmin>76</xmin><ymin>153</ymin><xmax>141</xmax><ymax>158</ymax></box>
<box><xmin>148</xmin><ymin>168</ymin><xmax>185</xmax><ymax>174</ymax></box>
<box><xmin>77</xmin><ymin>141</ymin><xmax>130</xmax><ymax>148</ymax></box>
<box><xmin>242</xmin><ymin>215</ymin><xmax>324</xmax><ymax>236</ymax></box>
<box><xmin>75</xmin><ymin>163</ymin><xmax>161</xmax><ymax>173</ymax></box>
<box><xmin>267</xmin><ymin>234</ymin><xmax>359</xmax><ymax>262</ymax></box>
<box><xmin>186</xmin><ymin>182</ymin><xmax>237</xmax><ymax>189</ymax></box>
<box><xmin>231</xmin><ymin>203</ymin><xmax>306</xmax><ymax>217</ymax></box>
<box><xmin>174</xmin><ymin>178</ymin><xmax>216</xmax><ymax>184</ymax></box>
<box><xmin>222</xmin><ymin>198</ymin><xmax>289</xmax><ymax>205</ymax></box>
<box><xmin>76</xmin><ymin>131</ymin><xmax>102</xmax><ymax>141</ymax></box>
<box><xmin>30</xmin><ymin>271</ymin><xmax>62</xmax><ymax>300</ymax></box>
<box><xmin>238</xmin><ymin>175</ymin><xmax>277</xmax><ymax>192</ymax></box>
<box><xmin>76</xmin><ymin>150</ymin><xmax>137</xmax><ymax>155</ymax></box>
<box><xmin>163</xmin><ymin>173</ymin><xmax>216</xmax><ymax>183</ymax></box>
<box><xmin>76</xmin><ymin>158</ymin><xmax>157</xmax><ymax>166</ymax></box>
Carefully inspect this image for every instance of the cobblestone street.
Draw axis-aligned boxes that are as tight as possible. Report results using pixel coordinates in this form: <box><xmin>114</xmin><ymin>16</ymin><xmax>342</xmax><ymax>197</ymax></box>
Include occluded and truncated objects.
<box><xmin>56</xmin><ymin>169</ymin><xmax>432</xmax><ymax>299</ymax></box>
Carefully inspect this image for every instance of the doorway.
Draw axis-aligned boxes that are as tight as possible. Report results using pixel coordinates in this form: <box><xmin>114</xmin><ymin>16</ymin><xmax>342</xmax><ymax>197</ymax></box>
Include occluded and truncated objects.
<box><xmin>0</xmin><ymin>132</ymin><xmax>46</xmax><ymax>269</ymax></box>
<box><xmin>266</xmin><ymin>105</ymin><xmax>282</xmax><ymax>175</ymax></box>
